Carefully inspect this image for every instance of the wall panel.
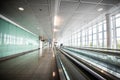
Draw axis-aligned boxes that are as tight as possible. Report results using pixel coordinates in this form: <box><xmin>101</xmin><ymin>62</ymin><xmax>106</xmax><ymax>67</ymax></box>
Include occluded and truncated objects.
<box><xmin>0</xmin><ymin>18</ymin><xmax>39</xmax><ymax>58</ymax></box>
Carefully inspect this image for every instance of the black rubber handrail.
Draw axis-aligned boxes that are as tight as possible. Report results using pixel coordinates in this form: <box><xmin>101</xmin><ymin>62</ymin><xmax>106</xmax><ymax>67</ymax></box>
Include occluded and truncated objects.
<box><xmin>55</xmin><ymin>47</ymin><xmax>70</xmax><ymax>80</ymax></box>
<box><xmin>66</xmin><ymin>46</ymin><xmax>120</xmax><ymax>51</ymax></box>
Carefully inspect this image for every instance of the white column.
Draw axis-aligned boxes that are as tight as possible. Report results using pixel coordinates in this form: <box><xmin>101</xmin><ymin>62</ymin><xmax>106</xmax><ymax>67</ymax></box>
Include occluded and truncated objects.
<box><xmin>106</xmin><ymin>14</ymin><xmax>112</xmax><ymax>48</ymax></box>
<box><xmin>102</xmin><ymin>21</ymin><xmax>104</xmax><ymax>47</ymax></box>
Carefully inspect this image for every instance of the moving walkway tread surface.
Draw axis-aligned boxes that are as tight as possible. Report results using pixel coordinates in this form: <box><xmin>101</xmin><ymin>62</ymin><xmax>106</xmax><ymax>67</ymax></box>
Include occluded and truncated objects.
<box><xmin>0</xmin><ymin>48</ymin><xmax>59</xmax><ymax>80</ymax></box>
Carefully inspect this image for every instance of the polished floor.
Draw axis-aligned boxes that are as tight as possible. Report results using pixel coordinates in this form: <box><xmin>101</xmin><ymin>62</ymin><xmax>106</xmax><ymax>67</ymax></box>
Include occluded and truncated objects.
<box><xmin>0</xmin><ymin>48</ymin><xmax>59</xmax><ymax>80</ymax></box>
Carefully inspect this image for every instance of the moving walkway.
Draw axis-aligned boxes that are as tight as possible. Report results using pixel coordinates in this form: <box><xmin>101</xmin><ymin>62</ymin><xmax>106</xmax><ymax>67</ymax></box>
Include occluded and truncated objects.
<box><xmin>55</xmin><ymin>47</ymin><xmax>120</xmax><ymax>80</ymax></box>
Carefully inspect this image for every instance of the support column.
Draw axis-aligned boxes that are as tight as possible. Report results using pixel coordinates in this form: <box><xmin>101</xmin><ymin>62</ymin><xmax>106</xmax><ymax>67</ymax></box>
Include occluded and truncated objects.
<box><xmin>106</xmin><ymin>14</ymin><xmax>112</xmax><ymax>48</ymax></box>
<box><xmin>102</xmin><ymin>21</ymin><xmax>104</xmax><ymax>47</ymax></box>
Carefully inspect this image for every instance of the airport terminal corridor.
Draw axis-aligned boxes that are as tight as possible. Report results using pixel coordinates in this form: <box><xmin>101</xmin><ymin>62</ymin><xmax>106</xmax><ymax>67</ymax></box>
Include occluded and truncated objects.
<box><xmin>1</xmin><ymin>0</ymin><xmax>120</xmax><ymax>80</ymax></box>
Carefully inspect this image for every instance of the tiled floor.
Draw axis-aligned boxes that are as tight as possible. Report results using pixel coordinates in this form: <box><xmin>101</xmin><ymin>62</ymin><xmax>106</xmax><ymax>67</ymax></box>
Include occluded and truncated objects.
<box><xmin>0</xmin><ymin>48</ymin><xmax>59</xmax><ymax>80</ymax></box>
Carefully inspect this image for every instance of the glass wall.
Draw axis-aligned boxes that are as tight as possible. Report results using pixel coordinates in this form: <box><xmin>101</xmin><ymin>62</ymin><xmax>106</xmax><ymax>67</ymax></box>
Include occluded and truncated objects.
<box><xmin>115</xmin><ymin>14</ymin><xmax>120</xmax><ymax>48</ymax></box>
<box><xmin>61</xmin><ymin>12</ymin><xmax>120</xmax><ymax>49</ymax></box>
<box><xmin>92</xmin><ymin>25</ymin><xmax>97</xmax><ymax>47</ymax></box>
<box><xmin>88</xmin><ymin>26</ymin><xmax>92</xmax><ymax>47</ymax></box>
<box><xmin>0</xmin><ymin>18</ymin><xmax>39</xmax><ymax>58</ymax></box>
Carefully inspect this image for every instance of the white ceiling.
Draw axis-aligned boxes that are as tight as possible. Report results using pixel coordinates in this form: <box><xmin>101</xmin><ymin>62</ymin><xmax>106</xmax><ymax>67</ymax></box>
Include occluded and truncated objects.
<box><xmin>0</xmin><ymin>0</ymin><xmax>120</xmax><ymax>41</ymax></box>
<box><xmin>0</xmin><ymin>0</ymin><xmax>54</xmax><ymax>41</ymax></box>
<box><xmin>56</xmin><ymin>0</ymin><xmax>120</xmax><ymax>39</ymax></box>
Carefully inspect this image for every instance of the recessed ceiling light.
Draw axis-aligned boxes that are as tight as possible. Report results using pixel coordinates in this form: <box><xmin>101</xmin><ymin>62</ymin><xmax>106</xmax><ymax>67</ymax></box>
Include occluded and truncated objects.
<box><xmin>18</xmin><ymin>7</ymin><xmax>24</xmax><ymax>11</ymax></box>
<box><xmin>97</xmin><ymin>8</ymin><xmax>103</xmax><ymax>12</ymax></box>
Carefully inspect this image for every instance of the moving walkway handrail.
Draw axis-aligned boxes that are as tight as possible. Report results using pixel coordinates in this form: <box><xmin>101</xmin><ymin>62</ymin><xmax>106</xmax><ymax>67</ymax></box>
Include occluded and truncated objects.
<box><xmin>58</xmin><ymin>48</ymin><xmax>107</xmax><ymax>80</ymax></box>
<box><xmin>61</xmin><ymin>47</ymin><xmax>120</xmax><ymax>79</ymax></box>
<box><xmin>55</xmin><ymin>48</ymin><xmax>70</xmax><ymax>80</ymax></box>
<box><xmin>78</xmin><ymin>46</ymin><xmax>120</xmax><ymax>51</ymax></box>
<box><xmin>65</xmin><ymin>46</ymin><xmax>120</xmax><ymax>56</ymax></box>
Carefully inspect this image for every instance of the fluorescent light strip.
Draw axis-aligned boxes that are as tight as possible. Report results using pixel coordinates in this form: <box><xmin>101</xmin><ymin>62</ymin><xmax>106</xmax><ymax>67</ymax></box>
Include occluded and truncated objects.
<box><xmin>18</xmin><ymin>7</ymin><xmax>24</xmax><ymax>11</ymax></box>
<box><xmin>0</xmin><ymin>14</ymin><xmax>37</xmax><ymax>36</ymax></box>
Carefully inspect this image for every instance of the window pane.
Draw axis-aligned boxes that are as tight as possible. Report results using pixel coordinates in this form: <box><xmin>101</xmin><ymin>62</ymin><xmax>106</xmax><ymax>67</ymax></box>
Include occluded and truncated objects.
<box><xmin>104</xmin><ymin>39</ymin><xmax>107</xmax><ymax>47</ymax></box>
<box><xmin>93</xmin><ymin>34</ymin><xmax>96</xmax><ymax>40</ymax></box>
<box><xmin>93</xmin><ymin>27</ymin><xmax>96</xmax><ymax>34</ymax></box>
<box><xmin>89</xmin><ymin>41</ymin><xmax>92</xmax><ymax>46</ymax></box>
<box><xmin>78</xmin><ymin>32</ymin><xmax>80</xmax><ymax>37</ymax></box>
<box><xmin>116</xmin><ymin>18</ymin><xmax>120</xmax><ymax>27</ymax></box>
<box><xmin>89</xmin><ymin>35</ymin><xmax>92</xmax><ymax>41</ymax></box>
<box><xmin>82</xmin><ymin>37</ymin><xmax>85</xmax><ymax>41</ymax></box>
<box><xmin>116</xmin><ymin>28</ymin><xmax>120</xmax><ymax>37</ymax></box>
<box><xmin>82</xmin><ymin>31</ymin><xmax>85</xmax><ymax>36</ymax></box>
<box><xmin>99</xmin><ymin>32</ymin><xmax>102</xmax><ymax>39</ymax></box>
<box><xmin>104</xmin><ymin>23</ymin><xmax>106</xmax><ymax>31</ymax></box>
<box><xmin>98</xmin><ymin>25</ymin><xmax>102</xmax><ymax>32</ymax></box>
<box><xmin>89</xmin><ymin>27</ymin><xmax>92</xmax><ymax>35</ymax></box>
<box><xmin>93</xmin><ymin>40</ymin><xmax>97</xmax><ymax>47</ymax></box>
<box><xmin>99</xmin><ymin>39</ymin><xmax>103</xmax><ymax>47</ymax></box>
<box><xmin>104</xmin><ymin>32</ymin><xmax>107</xmax><ymax>39</ymax></box>
<box><xmin>117</xmin><ymin>38</ymin><xmax>120</xmax><ymax>49</ymax></box>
